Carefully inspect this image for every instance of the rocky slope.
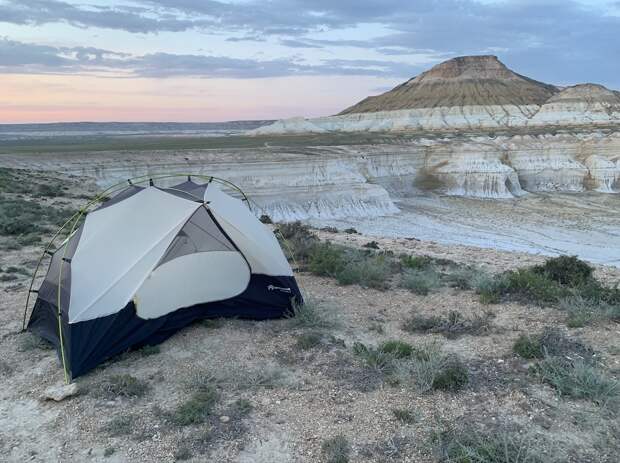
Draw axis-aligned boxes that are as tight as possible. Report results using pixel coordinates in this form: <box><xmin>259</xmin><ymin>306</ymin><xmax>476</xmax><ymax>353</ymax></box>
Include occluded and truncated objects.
<box><xmin>252</xmin><ymin>56</ymin><xmax>620</xmax><ymax>134</ymax></box>
<box><xmin>3</xmin><ymin>130</ymin><xmax>619</xmax><ymax>220</ymax></box>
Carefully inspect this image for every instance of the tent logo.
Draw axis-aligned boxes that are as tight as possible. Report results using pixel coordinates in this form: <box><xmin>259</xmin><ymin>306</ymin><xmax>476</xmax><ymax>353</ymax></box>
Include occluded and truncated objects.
<box><xmin>267</xmin><ymin>285</ymin><xmax>292</xmax><ymax>293</ymax></box>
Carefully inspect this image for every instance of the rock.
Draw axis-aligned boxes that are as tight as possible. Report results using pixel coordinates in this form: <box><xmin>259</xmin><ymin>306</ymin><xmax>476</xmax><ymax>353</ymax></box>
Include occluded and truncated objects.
<box><xmin>42</xmin><ymin>383</ymin><xmax>79</xmax><ymax>402</ymax></box>
<box><xmin>219</xmin><ymin>415</ymin><xmax>230</xmax><ymax>423</ymax></box>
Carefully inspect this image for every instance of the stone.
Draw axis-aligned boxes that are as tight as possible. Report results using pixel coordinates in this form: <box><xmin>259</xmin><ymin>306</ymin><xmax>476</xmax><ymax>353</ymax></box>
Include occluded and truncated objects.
<box><xmin>41</xmin><ymin>383</ymin><xmax>79</xmax><ymax>402</ymax></box>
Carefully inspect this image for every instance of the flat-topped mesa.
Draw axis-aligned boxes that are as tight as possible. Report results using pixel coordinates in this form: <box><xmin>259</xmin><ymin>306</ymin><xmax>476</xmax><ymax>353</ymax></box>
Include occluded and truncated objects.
<box><xmin>339</xmin><ymin>55</ymin><xmax>558</xmax><ymax>114</ymax></box>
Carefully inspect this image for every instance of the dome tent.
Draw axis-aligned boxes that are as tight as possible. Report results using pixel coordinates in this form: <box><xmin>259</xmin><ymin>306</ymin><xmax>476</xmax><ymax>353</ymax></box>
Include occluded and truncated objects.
<box><xmin>25</xmin><ymin>176</ymin><xmax>302</xmax><ymax>381</ymax></box>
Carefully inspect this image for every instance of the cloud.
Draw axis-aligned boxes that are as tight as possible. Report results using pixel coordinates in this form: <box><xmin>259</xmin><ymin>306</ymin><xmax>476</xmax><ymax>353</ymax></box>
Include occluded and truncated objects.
<box><xmin>0</xmin><ymin>38</ymin><xmax>418</xmax><ymax>79</ymax></box>
<box><xmin>0</xmin><ymin>1</ymin><xmax>619</xmax><ymax>87</ymax></box>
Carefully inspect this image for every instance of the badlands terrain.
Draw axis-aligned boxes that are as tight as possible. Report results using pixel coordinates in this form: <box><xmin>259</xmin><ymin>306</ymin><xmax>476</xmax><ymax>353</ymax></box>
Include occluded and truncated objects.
<box><xmin>0</xmin><ymin>54</ymin><xmax>619</xmax><ymax>462</ymax></box>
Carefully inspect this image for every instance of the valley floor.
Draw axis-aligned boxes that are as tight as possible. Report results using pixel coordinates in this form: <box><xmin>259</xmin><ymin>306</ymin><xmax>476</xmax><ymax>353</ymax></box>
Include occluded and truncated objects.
<box><xmin>312</xmin><ymin>191</ymin><xmax>620</xmax><ymax>267</ymax></box>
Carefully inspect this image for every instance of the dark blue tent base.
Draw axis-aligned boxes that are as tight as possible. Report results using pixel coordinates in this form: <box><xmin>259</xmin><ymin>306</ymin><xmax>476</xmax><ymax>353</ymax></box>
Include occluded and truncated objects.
<box><xmin>28</xmin><ymin>274</ymin><xmax>302</xmax><ymax>379</ymax></box>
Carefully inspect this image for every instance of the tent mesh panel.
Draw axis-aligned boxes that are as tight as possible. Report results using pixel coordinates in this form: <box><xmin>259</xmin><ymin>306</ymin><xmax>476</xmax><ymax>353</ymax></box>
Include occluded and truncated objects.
<box><xmin>157</xmin><ymin>205</ymin><xmax>236</xmax><ymax>267</ymax></box>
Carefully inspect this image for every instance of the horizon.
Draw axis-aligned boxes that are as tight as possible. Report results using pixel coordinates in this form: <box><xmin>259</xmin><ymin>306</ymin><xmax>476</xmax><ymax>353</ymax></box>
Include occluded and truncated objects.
<box><xmin>1</xmin><ymin>0</ymin><xmax>619</xmax><ymax>124</ymax></box>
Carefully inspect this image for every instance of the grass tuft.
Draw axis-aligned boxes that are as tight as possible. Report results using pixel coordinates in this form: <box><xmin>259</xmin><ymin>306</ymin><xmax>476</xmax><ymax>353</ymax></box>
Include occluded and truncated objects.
<box><xmin>403</xmin><ymin>310</ymin><xmax>494</xmax><ymax>339</ymax></box>
<box><xmin>322</xmin><ymin>435</ymin><xmax>350</xmax><ymax>463</ymax></box>
<box><xmin>95</xmin><ymin>374</ymin><xmax>149</xmax><ymax>399</ymax></box>
<box><xmin>400</xmin><ymin>268</ymin><xmax>442</xmax><ymax>295</ymax></box>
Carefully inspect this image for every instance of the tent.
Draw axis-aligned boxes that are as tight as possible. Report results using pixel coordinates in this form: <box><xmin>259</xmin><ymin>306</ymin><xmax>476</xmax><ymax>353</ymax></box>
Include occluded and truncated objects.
<box><xmin>25</xmin><ymin>177</ymin><xmax>302</xmax><ymax>380</ymax></box>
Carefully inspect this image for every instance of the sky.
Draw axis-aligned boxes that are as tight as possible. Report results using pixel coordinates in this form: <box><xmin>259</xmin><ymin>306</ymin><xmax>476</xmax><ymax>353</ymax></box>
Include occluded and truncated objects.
<box><xmin>0</xmin><ymin>0</ymin><xmax>619</xmax><ymax>123</ymax></box>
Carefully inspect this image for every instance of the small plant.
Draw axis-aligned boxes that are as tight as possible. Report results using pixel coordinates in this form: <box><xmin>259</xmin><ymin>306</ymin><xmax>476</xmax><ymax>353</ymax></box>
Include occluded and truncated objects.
<box><xmin>286</xmin><ymin>297</ymin><xmax>336</xmax><ymax>329</ymax></box>
<box><xmin>96</xmin><ymin>374</ymin><xmax>149</xmax><ymax>398</ymax></box>
<box><xmin>173</xmin><ymin>445</ymin><xmax>193</xmax><ymax>461</ymax></box>
<box><xmin>17</xmin><ymin>333</ymin><xmax>54</xmax><ymax>352</ymax></box>
<box><xmin>403</xmin><ymin>311</ymin><xmax>494</xmax><ymax>339</ymax></box>
<box><xmin>307</xmin><ymin>242</ymin><xmax>346</xmax><ymax>277</ymax></box>
<box><xmin>400</xmin><ymin>254</ymin><xmax>434</xmax><ymax>270</ymax></box>
<box><xmin>353</xmin><ymin>342</ymin><xmax>396</xmax><ymax>375</ymax></box>
<box><xmin>336</xmin><ymin>254</ymin><xmax>391</xmax><ymax>290</ymax></box>
<box><xmin>514</xmin><ymin>328</ymin><xmax>594</xmax><ymax>361</ymax></box>
<box><xmin>101</xmin><ymin>415</ymin><xmax>134</xmax><ymax>437</ymax></box>
<box><xmin>435</xmin><ymin>422</ymin><xmax>546</xmax><ymax>463</ymax></box>
<box><xmin>139</xmin><ymin>345</ymin><xmax>161</xmax><ymax>356</ymax></box>
<box><xmin>170</xmin><ymin>387</ymin><xmax>219</xmax><ymax>426</ymax></box>
<box><xmin>259</xmin><ymin>214</ymin><xmax>273</xmax><ymax>224</ymax></box>
<box><xmin>321</xmin><ymin>226</ymin><xmax>339</xmax><ymax>233</ymax></box>
<box><xmin>392</xmin><ymin>408</ymin><xmax>417</xmax><ymax>424</ymax></box>
<box><xmin>363</xmin><ymin>240</ymin><xmax>380</xmax><ymax>249</ymax></box>
<box><xmin>431</xmin><ymin>357</ymin><xmax>469</xmax><ymax>392</ymax></box>
<box><xmin>343</xmin><ymin>227</ymin><xmax>358</xmax><ymax>234</ymax></box>
<box><xmin>535</xmin><ymin>357</ymin><xmax>618</xmax><ymax>406</ymax></box>
<box><xmin>380</xmin><ymin>340</ymin><xmax>414</xmax><ymax>359</ymax></box>
<box><xmin>445</xmin><ymin>267</ymin><xmax>490</xmax><ymax>291</ymax></box>
<box><xmin>103</xmin><ymin>447</ymin><xmax>115</xmax><ymax>458</ymax></box>
<box><xmin>533</xmin><ymin>255</ymin><xmax>593</xmax><ymax>287</ymax></box>
<box><xmin>230</xmin><ymin>398</ymin><xmax>253</xmax><ymax>417</ymax></box>
<box><xmin>276</xmin><ymin>221</ymin><xmax>319</xmax><ymax>262</ymax></box>
<box><xmin>0</xmin><ymin>360</ymin><xmax>13</xmax><ymax>377</ymax></box>
<box><xmin>513</xmin><ymin>334</ymin><xmax>543</xmax><ymax>359</ymax></box>
<box><xmin>201</xmin><ymin>318</ymin><xmax>225</xmax><ymax>329</ymax></box>
<box><xmin>322</xmin><ymin>435</ymin><xmax>350</xmax><ymax>463</ymax></box>
<box><xmin>295</xmin><ymin>332</ymin><xmax>323</xmax><ymax>350</ymax></box>
<box><xmin>400</xmin><ymin>268</ymin><xmax>442</xmax><ymax>295</ymax></box>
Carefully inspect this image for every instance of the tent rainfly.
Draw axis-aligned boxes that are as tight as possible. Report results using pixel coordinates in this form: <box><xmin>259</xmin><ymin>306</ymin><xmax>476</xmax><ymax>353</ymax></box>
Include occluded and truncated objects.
<box><xmin>26</xmin><ymin>178</ymin><xmax>302</xmax><ymax>380</ymax></box>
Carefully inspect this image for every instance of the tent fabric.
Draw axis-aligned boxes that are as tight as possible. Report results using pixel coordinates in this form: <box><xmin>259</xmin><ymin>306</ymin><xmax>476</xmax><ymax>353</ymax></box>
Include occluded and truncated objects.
<box><xmin>27</xmin><ymin>180</ymin><xmax>302</xmax><ymax>379</ymax></box>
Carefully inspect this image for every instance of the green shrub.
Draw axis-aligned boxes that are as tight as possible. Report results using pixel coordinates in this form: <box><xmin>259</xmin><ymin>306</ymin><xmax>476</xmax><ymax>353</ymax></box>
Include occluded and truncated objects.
<box><xmin>445</xmin><ymin>267</ymin><xmax>491</xmax><ymax>291</ymax></box>
<box><xmin>379</xmin><ymin>340</ymin><xmax>414</xmax><ymax>359</ymax></box>
<box><xmin>343</xmin><ymin>227</ymin><xmax>358</xmax><ymax>234</ymax></box>
<box><xmin>353</xmin><ymin>342</ymin><xmax>397</xmax><ymax>375</ymax></box>
<box><xmin>513</xmin><ymin>334</ymin><xmax>543</xmax><ymax>359</ymax></box>
<box><xmin>502</xmin><ymin>268</ymin><xmax>567</xmax><ymax>305</ymax></box>
<box><xmin>170</xmin><ymin>387</ymin><xmax>219</xmax><ymax>426</ymax></box>
<box><xmin>535</xmin><ymin>357</ymin><xmax>618</xmax><ymax>406</ymax></box>
<box><xmin>533</xmin><ymin>255</ymin><xmax>593</xmax><ymax>287</ymax></box>
<box><xmin>514</xmin><ymin>328</ymin><xmax>594</xmax><ymax>361</ymax></box>
<box><xmin>400</xmin><ymin>254</ymin><xmax>435</xmax><ymax>270</ymax></box>
<box><xmin>400</xmin><ymin>268</ymin><xmax>442</xmax><ymax>295</ymax></box>
<box><xmin>276</xmin><ymin>221</ymin><xmax>319</xmax><ymax>262</ymax></box>
<box><xmin>403</xmin><ymin>311</ymin><xmax>494</xmax><ymax>339</ymax></box>
<box><xmin>336</xmin><ymin>254</ymin><xmax>391</xmax><ymax>290</ymax></box>
<box><xmin>322</xmin><ymin>435</ymin><xmax>350</xmax><ymax>463</ymax></box>
<box><xmin>435</xmin><ymin>423</ymin><xmax>547</xmax><ymax>463</ymax></box>
<box><xmin>101</xmin><ymin>415</ymin><xmax>134</xmax><ymax>437</ymax></box>
<box><xmin>307</xmin><ymin>242</ymin><xmax>345</xmax><ymax>276</ymax></box>
<box><xmin>286</xmin><ymin>297</ymin><xmax>336</xmax><ymax>329</ymax></box>
<box><xmin>431</xmin><ymin>357</ymin><xmax>469</xmax><ymax>392</ymax></box>
<box><xmin>363</xmin><ymin>240</ymin><xmax>380</xmax><ymax>249</ymax></box>
<box><xmin>259</xmin><ymin>214</ymin><xmax>273</xmax><ymax>224</ymax></box>
<box><xmin>96</xmin><ymin>374</ymin><xmax>149</xmax><ymax>399</ymax></box>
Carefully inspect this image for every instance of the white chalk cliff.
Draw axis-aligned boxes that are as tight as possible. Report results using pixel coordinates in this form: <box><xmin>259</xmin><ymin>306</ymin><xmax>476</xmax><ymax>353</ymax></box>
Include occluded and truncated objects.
<box><xmin>246</xmin><ymin>55</ymin><xmax>620</xmax><ymax>204</ymax></box>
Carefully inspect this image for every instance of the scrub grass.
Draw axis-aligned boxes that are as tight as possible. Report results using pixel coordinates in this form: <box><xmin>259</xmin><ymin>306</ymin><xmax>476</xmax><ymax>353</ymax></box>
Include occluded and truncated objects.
<box><xmin>403</xmin><ymin>310</ymin><xmax>495</xmax><ymax>339</ymax></box>
<box><xmin>435</xmin><ymin>422</ymin><xmax>548</xmax><ymax>463</ymax></box>
<box><xmin>400</xmin><ymin>268</ymin><xmax>442</xmax><ymax>295</ymax></box>
<box><xmin>534</xmin><ymin>357</ymin><xmax>619</xmax><ymax>406</ymax></box>
<box><xmin>322</xmin><ymin>435</ymin><xmax>351</xmax><ymax>463</ymax></box>
<box><xmin>476</xmin><ymin>256</ymin><xmax>620</xmax><ymax>317</ymax></box>
<box><xmin>513</xmin><ymin>328</ymin><xmax>594</xmax><ymax>362</ymax></box>
<box><xmin>286</xmin><ymin>297</ymin><xmax>337</xmax><ymax>329</ymax></box>
<box><xmin>101</xmin><ymin>415</ymin><xmax>135</xmax><ymax>437</ymax></box>
<box><xmin>95</xmin><ymin>374</ymin><xmax>149</xmax><ymax>399</ymax></box>
<box><xmin>353</xmin><ymin>341</ymin><xmax>469</xmax><ymax>392</ymax></box>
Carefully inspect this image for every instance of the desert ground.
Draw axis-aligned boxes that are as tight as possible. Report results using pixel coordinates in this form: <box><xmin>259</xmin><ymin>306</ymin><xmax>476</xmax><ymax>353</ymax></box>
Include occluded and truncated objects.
<box><xmin>0</xmin><ymin>167</ymin><xmax>619</xmax><ymax>463</ymax></box>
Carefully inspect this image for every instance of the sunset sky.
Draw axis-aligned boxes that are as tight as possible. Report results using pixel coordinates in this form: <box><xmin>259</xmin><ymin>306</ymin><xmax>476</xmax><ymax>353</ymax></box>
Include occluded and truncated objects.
<box><xmin>1</xmin><ymin>0</ymin><xmax>619</xmax><ymax>123</ymax></box>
